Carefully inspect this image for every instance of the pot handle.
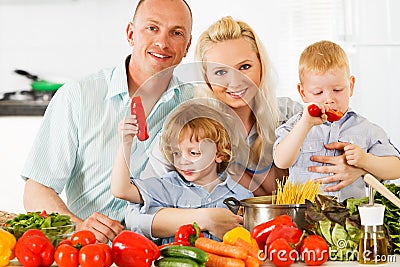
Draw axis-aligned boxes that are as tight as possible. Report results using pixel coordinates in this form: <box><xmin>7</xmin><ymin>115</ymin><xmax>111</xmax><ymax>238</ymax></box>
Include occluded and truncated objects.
<box><xmin>223</xmin><ymin>197</ymin><xmax>241</xmax><ymax>215</ymax></box>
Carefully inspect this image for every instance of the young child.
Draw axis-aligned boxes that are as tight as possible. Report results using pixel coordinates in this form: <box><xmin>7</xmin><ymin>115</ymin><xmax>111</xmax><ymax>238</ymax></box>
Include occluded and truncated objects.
<box><xmin>273</xmin><ymin>40</ymin><xmax>400</xmax><ymax>201</ymax></box>
<box><xmin>111</xmin><ymin>100</ymin><xmax>253</xmax><ymax>244</ymax></box>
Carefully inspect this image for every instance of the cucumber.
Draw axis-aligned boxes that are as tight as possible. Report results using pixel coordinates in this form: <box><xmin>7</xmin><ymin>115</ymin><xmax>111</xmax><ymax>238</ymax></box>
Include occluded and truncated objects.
<box><xmin>156</xmin><ymin>257</ymin><xmax>199</xmax><ymax>267</ymax></box>
<box><xmin>160</xmin><ymin>245</ymin><xmax>208</xmax><ymax>264</ymax></box>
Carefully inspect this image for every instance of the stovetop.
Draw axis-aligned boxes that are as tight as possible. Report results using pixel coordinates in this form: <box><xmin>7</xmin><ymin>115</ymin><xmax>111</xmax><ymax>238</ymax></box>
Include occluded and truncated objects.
<box><xmin>0</xmin><ymin>90</ymin><xmax>55</xmax><ymax>116</ymax></box>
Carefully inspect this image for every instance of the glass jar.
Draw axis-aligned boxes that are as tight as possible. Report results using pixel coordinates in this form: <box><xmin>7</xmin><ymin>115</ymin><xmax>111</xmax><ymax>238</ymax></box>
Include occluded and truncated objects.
<box><xmin>358</xmin><ymin>204</ymin><xmax>388</xmax><ymax>264</ymax></box>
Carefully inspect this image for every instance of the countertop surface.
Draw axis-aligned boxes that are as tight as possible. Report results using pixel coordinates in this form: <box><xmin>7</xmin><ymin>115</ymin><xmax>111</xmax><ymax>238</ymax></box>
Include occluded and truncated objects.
<box><xmin>7</xmin><ymin>256</ymin><xmax>400</xmax><ymax>266</ymax></box>
<box><xmin>0</xmin><ymin>100</ymin><xmax>48</xmax><ymax>116</ymax></box>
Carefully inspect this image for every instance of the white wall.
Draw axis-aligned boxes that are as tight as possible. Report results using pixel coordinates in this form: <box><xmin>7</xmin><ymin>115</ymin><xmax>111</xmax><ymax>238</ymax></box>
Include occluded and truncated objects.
<box><xmin>0</xmin><ymin>0</ymin><xmax>399</xmax><ymax>213</ymax></box>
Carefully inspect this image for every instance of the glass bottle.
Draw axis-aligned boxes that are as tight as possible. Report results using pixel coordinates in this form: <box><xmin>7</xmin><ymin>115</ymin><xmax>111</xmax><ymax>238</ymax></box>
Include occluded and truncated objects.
<box><xmin>358</xmin><ymin>204</ymin><xmax>388</xmax><ymax>264</ymax></box>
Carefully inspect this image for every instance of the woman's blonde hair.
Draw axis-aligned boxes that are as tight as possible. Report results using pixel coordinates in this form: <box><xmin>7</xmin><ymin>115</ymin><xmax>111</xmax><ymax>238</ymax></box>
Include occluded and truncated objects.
<box><xmin>160</xmin><ymin>99</ymin><xmax>246</xmax><ymax>173</ymax></box>
<box><xmin>299</xmin><ymin>40</ymin><xmax>350</xmax><ymax>83</ymax></box>
<box><xmin>194</xmin><ymin>16</ymin><xmax>279</xmax><ymax>168</ymax></box>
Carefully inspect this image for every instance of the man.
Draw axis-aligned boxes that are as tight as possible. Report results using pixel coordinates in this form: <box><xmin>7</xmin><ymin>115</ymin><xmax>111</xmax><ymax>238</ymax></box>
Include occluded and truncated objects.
<box><xmin>21</xmin><ymin>0</ymin><xmax>193</xmax><ymax>243</ymax></box>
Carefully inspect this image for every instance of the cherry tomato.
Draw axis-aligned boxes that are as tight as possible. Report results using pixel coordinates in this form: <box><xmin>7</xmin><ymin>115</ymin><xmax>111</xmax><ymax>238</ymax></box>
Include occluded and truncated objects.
<box><xmin>71</xmin><ymin>230</ymin><xmax>96</xmax><ymax>248</ymax></box>
<box><xmin>79</xmin><ymin>244</ymin><xmax>106</xmax><ymax>267</ymax></box>
<box><xmin>57</xmin><ymin>239</ymin><xmax>73</xmax><ymax>247</ymax></box>
<box><xmin>307</xmin><ymin>104</ymin><xmax>322</xmax><ymax>117</ymax></box>
<box><xmin>39</xmin><ymin>210</ymin><xmax>49</xmax><ymax>218</ymax></box>
<box><xmin>300</xmin><ymin>235</ymin><xmax>329</xmax><ymax>266</ymax></box>
<box><xmin>54</xmin><ymin>244</ymin><xmax>79</xmax><ymax>267</ymax></box>
<box><xmin>268</xmin><ymin>238</ymin><xmax>297</xmax><ymax>267</ymax></box>
<box><xmin>98</xmin><ymin>243</ymin><xmax>113</xmax><ymax>267</ymax></box>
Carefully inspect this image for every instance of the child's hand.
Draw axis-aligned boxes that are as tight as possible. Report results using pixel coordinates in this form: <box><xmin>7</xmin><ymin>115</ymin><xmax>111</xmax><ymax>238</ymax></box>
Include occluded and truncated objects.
<box><xmin>118</xmin><ymin>115</ymin><xmax>139</xmax><ymax>144</ymax></box>
<box><xmin>344</xmin><ymin>143</ymin><xmax>368</xmax><ymax>168</ymax></box>
<box><xmin>303</xmin><ymin>103</ymin><xmax>328</xmax><ymax>126</ymax></box>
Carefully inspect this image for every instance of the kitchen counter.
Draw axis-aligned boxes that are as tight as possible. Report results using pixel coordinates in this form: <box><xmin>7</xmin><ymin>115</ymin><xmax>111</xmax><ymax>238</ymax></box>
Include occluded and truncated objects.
<box><xmin>0</xmin><ymin>100</ymin><xmax>48</xmax><ymax>116</ymax></box>
<box><xmin>7</xmin><ymin>256</ymin><xmax>400</xmax><ymax>266</ymax></box>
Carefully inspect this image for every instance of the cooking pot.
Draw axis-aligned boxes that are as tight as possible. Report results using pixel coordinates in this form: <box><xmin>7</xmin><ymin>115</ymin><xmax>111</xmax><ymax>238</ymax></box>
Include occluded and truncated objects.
<box><xmin>223</xmin><ymin>196</ymin><xmax>307</xmax><ymax>231</ymax></box>
<box><xmin>15</xmin><ymin>69</ymin><xmax>63</xmax><ymax>92</ymax></box>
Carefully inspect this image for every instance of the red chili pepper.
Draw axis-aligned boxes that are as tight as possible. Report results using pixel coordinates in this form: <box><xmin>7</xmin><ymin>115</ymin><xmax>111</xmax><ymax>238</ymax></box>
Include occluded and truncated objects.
<box><xmin>250</xmin><ymin>214</ymin><xmax>296</xmax><ymax>250</ymax></box>
<box><xmin>131</xmin><ymin>96</ymin><xmax>149</xmax><ymax>141</ymax></box>
<box><xmin>174</xmin><ymin>222</ymin><xmax>204</xmax><ymax>246</ymax></box>
<box><xmin>111</xmin><ymin>230</ymin><xmax>159</xmax><ymax>267</ymax></box>
<box><xmin>307</xmin><ymin>104</ymin><xmax>343</xmax><ymax>122</ymax></box>
<box><xmin>265</xmin><ymin>224</ymin><xmax>303</xmax><ymax>252</ymax></box>
<box><xmin>15</xmin><ymin>229</ymin><xmax>55</xmax><ymax>267</ymax></box>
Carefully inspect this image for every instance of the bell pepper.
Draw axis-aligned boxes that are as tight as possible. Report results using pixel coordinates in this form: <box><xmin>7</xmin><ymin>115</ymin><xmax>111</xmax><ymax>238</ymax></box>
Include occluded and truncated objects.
<box><xmin>131</xmin><ymin>96</ymin><xmax>149</xmax><ymax>141</ymax></box>
<box><xmin>223</xmin><ymin>226</ymin><xmax>258</xmax><ymax>248</ymax></box>
<box><xmin>174</xmin><ymin>222</ymin><xmax>204</xmax><ymax>246</ymax></box>
<box><xmin>15</xmin><ymin>229</ymin><xmax>55</xmax><ymax>267</ymax></box>
<box><xmin>265</xmin><ymin>224</ymin><xmax>303</xmax><ymax>252</ymax></box>
<box><xmin>112</xmin><ymin>230</ymin><xmax>160</xmax><ymax>267</ymax></box>
<box><xmin>250</xmin><ymin>214</ymin><xmax>296</xmax><ymax>250</ymax></box>
<box><xmin>0</xmin><ymin>228</ymin><xmax>17</xmax><ymax>267</ymax></box>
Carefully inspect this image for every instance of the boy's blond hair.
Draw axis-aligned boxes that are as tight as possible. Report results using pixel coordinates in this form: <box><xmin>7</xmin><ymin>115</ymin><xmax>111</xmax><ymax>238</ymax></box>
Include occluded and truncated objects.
<box><xmin>161</xmin><ymin>100</ymin><xmax>238</xmax><ymax>173</ymax></box>
<box><xmin>299</xmin><ymin>40</ymin><xmax>350</xmax><ymax>83</ymax></box>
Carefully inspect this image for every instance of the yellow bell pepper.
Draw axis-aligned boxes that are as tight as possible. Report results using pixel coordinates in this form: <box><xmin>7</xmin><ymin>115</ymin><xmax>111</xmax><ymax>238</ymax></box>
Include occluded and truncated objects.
<box><xmin>223</xmin><ymin>226</ymin><xmax>259</xmax><ymax>248</ymax></box>
<box><xmin>0</xmin><ymin>228</ymin><xmax>16</xmax><ymax>267</ymax></box>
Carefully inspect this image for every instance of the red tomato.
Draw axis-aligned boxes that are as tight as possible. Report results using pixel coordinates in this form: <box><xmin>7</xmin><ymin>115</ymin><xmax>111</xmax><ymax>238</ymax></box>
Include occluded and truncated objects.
<box><xmin>57</xmin><ymin>239</ymin><xmax>73</xmax><ymax>247</ymax></box>
<box><xmin>79</xmin><ymin>244</ymin><xmax>106</xmax><ymax>267</ymax></box>
<box><xmin>307</xmin><ymin>104</ymin><xmax>322</xmax><ymax>117</ymax></box>
<box><xmin>71</xmin><ymin>230</ymin><xmax>96</xmax><ymax>248</ymax></box>
<box><xmin>98</xmin><ymin>243</ymin><xmax>113</xmax><ymax>267</ymax></box>
<box><xmin>54</xmin><ymin>244</ymin><xmax>79</xmax><ymax>267</ymax></box>
<box><xmin>268</xmin><ymin>238</ymin><xmax>297</xmax><ymax>267</ymax></box>
<box><xmin>301</xmin><ymin>235</ymin><xmax>329</xmax><ymax>266</ymax></box>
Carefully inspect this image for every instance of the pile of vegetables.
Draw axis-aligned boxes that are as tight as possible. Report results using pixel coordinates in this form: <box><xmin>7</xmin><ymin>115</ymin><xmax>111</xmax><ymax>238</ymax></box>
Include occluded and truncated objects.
<box><xmin>2</xmin><ymin>210</ymin><xmax>73</xmax><ymax>247</ymax></box>
<box><xmin>250</xmin><ymin>214</ymin><xmax>329</xmax><ymax>267</ymax></box>
<box><xmin>303</xmin><ymin>194</ymin><xmax>364</xmax><ymax>261</ymax></box>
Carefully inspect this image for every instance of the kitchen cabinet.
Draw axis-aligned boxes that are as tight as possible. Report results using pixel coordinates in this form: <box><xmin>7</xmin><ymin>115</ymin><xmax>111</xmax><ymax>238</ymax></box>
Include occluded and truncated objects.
<box><xmin>0</xmin><ymin>115</ymin><xmax>67</xmax><ymax>213</ymax></box>
<box><xmin>0</xmin><ymin>116</ymin><xmax>43</xmax><ymax>213</ymax></box>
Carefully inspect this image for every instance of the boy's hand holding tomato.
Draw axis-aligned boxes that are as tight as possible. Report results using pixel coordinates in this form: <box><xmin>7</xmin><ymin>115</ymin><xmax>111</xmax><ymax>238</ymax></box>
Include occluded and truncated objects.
<box><xmin>307</xmin><ymin>103</ymin><xmax>343</xmax><ymax>123</ymax></box>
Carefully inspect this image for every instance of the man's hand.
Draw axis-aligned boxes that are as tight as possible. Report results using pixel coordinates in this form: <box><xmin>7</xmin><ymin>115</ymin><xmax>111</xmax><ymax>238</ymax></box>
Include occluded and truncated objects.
<box><xmin>309</xmin><ymin>142</ymin><xmax>366</xmax><ymax>192</ymax></box>
<box><xmin>75</xmin><ymin>212</ymin><xmax>124</xmax><ymax>243</ymax></box>
<box><xmin>202</xmin><ymin>208</ymin><xmax>243</xmax><ymax>240</ymax></box>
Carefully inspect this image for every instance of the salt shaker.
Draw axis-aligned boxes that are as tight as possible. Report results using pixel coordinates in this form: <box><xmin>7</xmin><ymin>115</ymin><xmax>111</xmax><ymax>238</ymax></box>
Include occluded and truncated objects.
<box><xmin>358</xmin><ymin>204</ymin><xmax>388</xmax><ymax>264</ymax></box>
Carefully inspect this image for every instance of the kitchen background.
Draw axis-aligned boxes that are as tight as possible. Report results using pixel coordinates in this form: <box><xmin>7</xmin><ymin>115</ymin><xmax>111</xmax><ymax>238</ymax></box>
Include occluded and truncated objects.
<box><xmin>0</xmin><ymin>0</ymin><xmax>399</xmax><ymax>213</ymax></box>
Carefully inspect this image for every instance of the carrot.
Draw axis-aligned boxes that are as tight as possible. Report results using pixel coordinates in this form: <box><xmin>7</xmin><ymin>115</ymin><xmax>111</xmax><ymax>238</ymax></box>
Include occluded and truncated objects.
<box><xmin>234</xmin><ymin>237</ymin><xmax>264</xmax><ymax>260</ymax></box>
<box><xmin>245</xmin><ymin>255</ymin><xmax>262</xmax><ymax>267</ymax></box>
<box><xmin>206</xmin><ymin>252</ymin><xmax>245</xmax><ymax>267</ymax></box>
<box><xmin>195</xmin><ymin>237</ymin><xmax>248</xmax><ymax>260</ymax></box>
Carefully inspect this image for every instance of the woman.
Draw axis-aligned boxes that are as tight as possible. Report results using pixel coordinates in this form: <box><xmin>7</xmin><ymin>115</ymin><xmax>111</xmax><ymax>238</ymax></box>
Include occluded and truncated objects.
<box><xmin>193</xmin><ymin>16</ymin><xmax>302</xmax><ymax>195</ymax></box>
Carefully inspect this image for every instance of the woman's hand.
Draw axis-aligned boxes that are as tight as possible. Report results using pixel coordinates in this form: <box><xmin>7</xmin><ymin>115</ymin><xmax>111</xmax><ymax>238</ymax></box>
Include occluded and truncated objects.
<box><xmin>309</xmin><ymin>142</ymin><xmax>366</xmax><ymax>192</ymax></box>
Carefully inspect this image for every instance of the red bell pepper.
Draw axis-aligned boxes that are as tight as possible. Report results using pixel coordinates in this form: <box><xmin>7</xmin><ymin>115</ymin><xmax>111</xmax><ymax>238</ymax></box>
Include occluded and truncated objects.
<box><xmin>307</xmin><ymin>104</ymin><xmax>343</xmax><ymax>122</ymax></box>
<box><xmin>325</xmin><ymin>109</ymin><xmax>344</xmax><ymax>122</ymax></box>
<box><xmin>15</xmin><ymin>229</ymin><xmax>55</xmax><ymax>267</ymax></box>
<box><xmin>265</xmin><ymin>224</ymin><xmax>303</xmax><ymax>252</ymax></box>
<box><xmin>131</xmin><ymin>96</ymin><xmax>149</xmax><ymax>141</ymax></box>
<box><xmin>250</xmin><ymin>214</ymin><xmax>296</xmax><ymax>250</ymax></box>
<box><xmin>174</xmin><ymin>222</ymin><xmax>204</xmax><ymax>246</ymax></box>
<box><xmin>111</xmin><ymin>230</ymin><xmax>159</xmax><ymax>267</ymax></box>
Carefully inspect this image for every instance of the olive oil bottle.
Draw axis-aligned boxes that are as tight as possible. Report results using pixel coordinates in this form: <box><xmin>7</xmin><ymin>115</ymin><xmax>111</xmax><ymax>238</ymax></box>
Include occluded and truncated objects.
<box><xmin>358</xmin><ymin>204</ymin><xmax>388</xmax><ymax>264</ymax></box>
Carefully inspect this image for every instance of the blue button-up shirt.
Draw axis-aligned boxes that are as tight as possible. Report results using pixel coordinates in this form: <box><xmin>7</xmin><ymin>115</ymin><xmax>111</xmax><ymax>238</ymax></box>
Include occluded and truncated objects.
<box><xmin>126</xmin><ymin>171</ymin><xmax>253</xmax><ymax>244</ymax></box>
<box><xmin>21</xmin><ymin>56</ymin><xmax>193</xmax><ymax>221</ymax></box>
<box><xmin>274</xmin><ymin>108</ymin><xmax>400</xmax><ymax>201</ymax></box>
